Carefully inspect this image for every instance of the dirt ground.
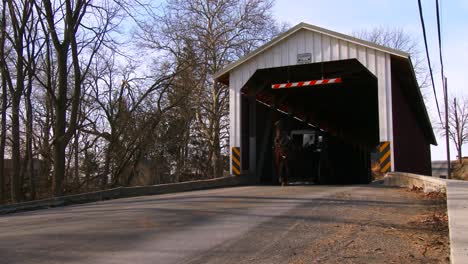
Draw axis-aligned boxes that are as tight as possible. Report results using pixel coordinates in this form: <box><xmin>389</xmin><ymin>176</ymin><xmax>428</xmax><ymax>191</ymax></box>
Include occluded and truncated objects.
<box><xmin>287</xmin><ymin>187</ymin><xmax>450</xmax><ymax>264</ymax></box>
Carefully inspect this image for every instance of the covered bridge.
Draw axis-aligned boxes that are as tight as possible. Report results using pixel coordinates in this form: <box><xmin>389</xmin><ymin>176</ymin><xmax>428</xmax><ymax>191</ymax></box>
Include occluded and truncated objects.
<box><xmin>214</xmin><ymin>22</ymin><xmax>436</xmax><ymax>184</ymax></box>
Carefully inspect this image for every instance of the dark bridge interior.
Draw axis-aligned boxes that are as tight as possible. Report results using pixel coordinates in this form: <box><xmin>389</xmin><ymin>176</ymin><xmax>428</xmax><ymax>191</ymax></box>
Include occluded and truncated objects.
<box><xmin>241</xmin><ymin>59</ymin><xmax>379</xmax><ymax>184</ymax></box>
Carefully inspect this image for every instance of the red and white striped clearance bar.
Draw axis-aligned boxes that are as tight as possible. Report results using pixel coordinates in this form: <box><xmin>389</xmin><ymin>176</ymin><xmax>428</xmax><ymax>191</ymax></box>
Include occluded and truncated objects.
<box><xmin>272</xmin><ymin>77</ymin><xmax>342</xmax><ymax>89</ymax></box>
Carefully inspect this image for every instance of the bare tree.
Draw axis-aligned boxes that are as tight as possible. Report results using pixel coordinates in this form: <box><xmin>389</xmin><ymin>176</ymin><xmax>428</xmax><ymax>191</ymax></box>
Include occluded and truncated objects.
<box><xmin>439</xmin><ymin>96</ymin><xmax>468</xmax><ymax>164</ymax></box>
<box><xmin>81</xmin><ymin>50</ymin><xmax>189</xmax><ymax>187</ymax></box>
<box><xmin>139</xmin><ymin>0</ymin><xmax>279</xmax><ymax>177</ymax></box>
<box><xmin>0</xmin><ymin>0</ymin><xmax>7</xmax><ymax>202</ymax></box>
<box><xmin>36</xmin><ymin>0</ymin><xmax>121</xmax><ymax>196</ymax></box>
<box><xmin>34</xmin><ymin>22</ymin><xmax>55</xmax><ymax>198</ymax></box>
<box><xmin>21</xmin><ymin>3</ymin><xmax>43</xmax><ymax>200</ymax></box>
<box><xmin>353</xmin><ymin>27</ymin><xmax>429</xmax><ymax>90</ymax></box>
<box><xmin>0</xmin><ymin>0</ymin><xmax>286</xmax><ymax>203</ymax></box>
<box><xmin>39</xmin><ymin>0</ymin><xmax>88</xmax><ymax>196</ymax></box>
<box><xmin>2</xmin><ymin>0</ymin><xmax>37</xmax><ymax>202</ymax></box>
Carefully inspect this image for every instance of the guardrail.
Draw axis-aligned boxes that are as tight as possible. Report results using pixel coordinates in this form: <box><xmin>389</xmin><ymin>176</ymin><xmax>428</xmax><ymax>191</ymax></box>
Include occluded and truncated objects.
<box><xmin>0</xmin><ymin>176</ymin><xmax>247</xmax><ymax>215</ymax></box>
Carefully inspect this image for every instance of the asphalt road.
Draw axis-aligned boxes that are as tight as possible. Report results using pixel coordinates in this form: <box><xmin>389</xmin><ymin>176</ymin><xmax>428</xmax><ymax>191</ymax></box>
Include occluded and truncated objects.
<box><xmin>0</xmin><ymin>184</ymin><xmax>449</xmax><ymax>264</ymax></box>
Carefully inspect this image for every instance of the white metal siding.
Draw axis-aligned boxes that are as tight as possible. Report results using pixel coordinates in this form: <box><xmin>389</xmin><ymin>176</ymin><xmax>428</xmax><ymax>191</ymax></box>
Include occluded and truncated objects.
<box><xmin>297</xmin><ymin>30</ymin><xmax>306</xmax><ymax>54</ymax></box>
<box><xmin>313</xmin><ymin>32</ymin><xmax>322</xmax><ymax>62</ymax></box>
<box><xmin>229</xmin><ymin>28</ymin><xmax>394</xmax><ymax>173</ymax></box>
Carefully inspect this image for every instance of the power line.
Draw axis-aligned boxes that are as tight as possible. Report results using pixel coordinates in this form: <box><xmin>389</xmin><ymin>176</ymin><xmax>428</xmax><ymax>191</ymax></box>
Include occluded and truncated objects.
<box><xmin>436</xmin><ymin>0</ymin><xmax>445</xmax><ymax>87</ymax></box>
<box><xmin>417</xmin><ymin>0</ymin><xmax>443</xmax><ymax>123</ymax></box>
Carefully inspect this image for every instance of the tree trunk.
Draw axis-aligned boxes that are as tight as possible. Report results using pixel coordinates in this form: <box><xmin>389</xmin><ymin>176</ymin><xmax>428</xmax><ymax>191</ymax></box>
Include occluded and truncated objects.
<box><xmin>454</xmin><ymin>98</ymin><xmax>463</xmax><ymax>164</ymax></box>
<box><xmin>25</xmin><ymin>71</ymin><xmax>36</xmax><ymax>200</ymax></box>
<box><xmin>52</xmin><ymin>51</ymin><xmax>68</xmax><ymax>196</ymax></box>
<box><xmin>50</xmin><ymin>26</ymin><xmax>73</xmax><ymax>196</ymax></box>
<box><xmin>52</xmin><ymin>117</ymin><xmax>66</xmax><ymax>196</ymax></box>
<box><xmin>0</xmin><ymin>0</ymin><xmax>6</xmax><ymax>202</ymax></box>
<box><xmin>212</xmin><ymin>121</ymin><xmax>221</xmax><ymax>178</ymax></box>
<box><xmin>102</xmin><ymin>143</ymin><xmax>111</xmax><ymax>189</ymax></box>
<box><xmin>211</xmin><ymin>82</ymin><xmax>222</xmax><ymax>179</ymax></box>
<box><xmin>458</xmin><ymin>143</ymin><xmax>463</xmax><ymax>165</ymax></box>
<box><xmin>0</xmin><ymin>75</ymin><xmax>5</xmax><ymax>202</ymax></box>
<box><xmin>7</xmin><ymin>0</ymin><xmax>30</xmax><ymax>202</ymax></box>
<box><xmin>74</xmin><ymin>132</ymin><xmax>79</xmax><ymax>185</ymax></box>
<box><xmin>42</xmin><ymin>36</ymin><xmax>53</xmax><ymax>196</ymax></box>
<box><xmin>84</xmin><ymin>148</ymin><xmax>90</xmax><ymax>191</ymax></box>
<box><xmin>10</xmin><ymin>97</ymin><xmax>22</xmax><ymax>202</ymax></box>
<box><xmin>40</xmin><ymin>90</ymin><xmax>53</xmax><ymax>197</ymax></box>
<box><xmin>53</xmin><ymin>138</ymin><xmax>66</xmax><ymax>197</ymax></box>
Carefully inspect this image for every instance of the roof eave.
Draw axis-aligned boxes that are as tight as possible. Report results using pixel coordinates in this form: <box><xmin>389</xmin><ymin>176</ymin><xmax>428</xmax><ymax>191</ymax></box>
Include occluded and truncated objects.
<box><xmin>214</xmin><ymin>23</ymin><xmax>305</xmax><ymax>81</ymax></box>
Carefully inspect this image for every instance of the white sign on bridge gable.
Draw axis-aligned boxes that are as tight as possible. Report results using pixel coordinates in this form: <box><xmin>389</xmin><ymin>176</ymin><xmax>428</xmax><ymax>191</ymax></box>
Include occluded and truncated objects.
<box><xmin>297</xmin><ymin>53</ymin><xmax>312</xmax><ymax>64</ymax></box>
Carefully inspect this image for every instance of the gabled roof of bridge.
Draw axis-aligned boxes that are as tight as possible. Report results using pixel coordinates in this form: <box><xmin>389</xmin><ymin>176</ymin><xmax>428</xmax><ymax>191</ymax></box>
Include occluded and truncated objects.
<box><xmin>214</xmin><ymin>22</ymin><xmax>409</xmax><ymax>81</ymax></box>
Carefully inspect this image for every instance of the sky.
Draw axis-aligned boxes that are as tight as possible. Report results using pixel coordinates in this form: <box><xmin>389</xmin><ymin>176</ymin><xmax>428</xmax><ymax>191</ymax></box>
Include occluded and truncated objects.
<box><xmin>144</xmin><ymin>0</ymin><xmax>466</xmax><ymax>161</ymax></box>
<box><xmin>272</xmin><ymin>0</ymin><xmax>468</xmax><ymax>161</ymax></box>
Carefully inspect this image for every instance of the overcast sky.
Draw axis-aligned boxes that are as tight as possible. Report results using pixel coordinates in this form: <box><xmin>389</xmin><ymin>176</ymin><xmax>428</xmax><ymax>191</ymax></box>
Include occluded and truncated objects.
<box><xmin>272</xmin><ymin>0</ymin><xmax>468</xmax><ymax>160</ymax></box>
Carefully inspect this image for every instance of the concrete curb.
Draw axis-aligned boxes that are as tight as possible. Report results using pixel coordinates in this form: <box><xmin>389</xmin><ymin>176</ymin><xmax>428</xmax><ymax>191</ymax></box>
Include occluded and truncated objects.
<box><xmin>0</xmin><ymin>176</ymin><xmax>247</xmax><ymax>215</ymax></box>
<box><xmin>383</xmin><ymin>172</ymin><xmax>447</xmax><ymax>193</ymax></box>
<box><xmin>383</xmin><ymin>172</ymin><xmax>468</xmax><ymax>264</ymax></box>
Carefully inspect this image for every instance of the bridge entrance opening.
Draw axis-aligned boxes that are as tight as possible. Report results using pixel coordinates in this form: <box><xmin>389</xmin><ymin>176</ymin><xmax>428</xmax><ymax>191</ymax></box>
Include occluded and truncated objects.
<box><xmin>241</xmin><ymin>59</ymin><xmax>379</xmax><ymax>184</ymax></box>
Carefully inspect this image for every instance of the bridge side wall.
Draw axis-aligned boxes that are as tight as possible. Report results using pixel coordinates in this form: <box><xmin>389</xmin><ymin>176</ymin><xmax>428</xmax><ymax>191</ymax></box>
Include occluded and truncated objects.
<box><xmin>391</xmin><ymin>75</ymin><xmax>432</xmax><ymax>176</ymax></box>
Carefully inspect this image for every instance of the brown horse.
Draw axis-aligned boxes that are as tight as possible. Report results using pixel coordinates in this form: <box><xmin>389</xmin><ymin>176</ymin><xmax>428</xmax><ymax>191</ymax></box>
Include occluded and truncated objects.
<box><xmin>274</xmin><ymin>123</ymin><xmax>290</xmax><ymax>186</ymax></box>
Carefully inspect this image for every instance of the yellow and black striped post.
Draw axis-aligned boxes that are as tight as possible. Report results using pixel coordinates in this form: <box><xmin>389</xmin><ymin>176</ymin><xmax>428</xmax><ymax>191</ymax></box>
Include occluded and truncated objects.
<box><xmin>231</xmin><ymin>147</ymin><xmax>241</xmax><ymax>176</ymax></box>
<box><xmin>379</xmin><ymin>141</ymin><xmax>391</xmax><ymax>174</ymax></box>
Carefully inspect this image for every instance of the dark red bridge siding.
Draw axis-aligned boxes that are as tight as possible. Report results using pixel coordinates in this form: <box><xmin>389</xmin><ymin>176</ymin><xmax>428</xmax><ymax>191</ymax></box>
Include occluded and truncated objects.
<box><xmin>392</xmin><ymin>75</ymin><xmax>432</xmax><ymax>176</ymax></box>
